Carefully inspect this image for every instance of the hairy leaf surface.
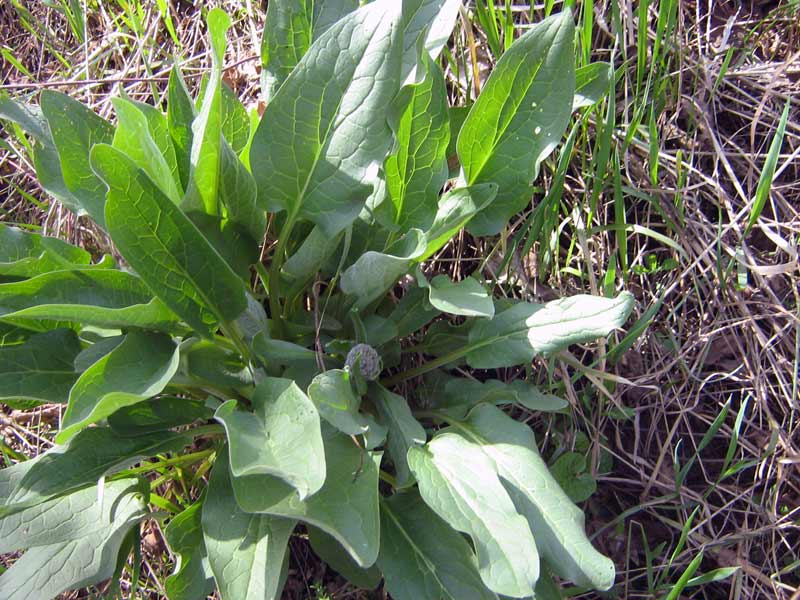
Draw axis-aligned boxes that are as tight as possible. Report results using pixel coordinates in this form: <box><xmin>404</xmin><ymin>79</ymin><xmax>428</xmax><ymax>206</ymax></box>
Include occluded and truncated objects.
<box><xmin>252</xmin><ymin>0</ymin><xmax>403</xmax><ymax>236</ymax></box>
<box><xmin>385</xmin><ymin>52</ymin><xmax>449</xmax><ymax>231</ymax></box>
<box><xmin>215</xmin><ymin>377</ymin><xmax>325</xmax><ymax>500</ymax></box>
<box><xmin>0</xmin><ymin>479</ymin><xmax>145</xmax><ymax>600</ymax></box>
<box><xmin>231</xmin><ymin>431</ymin><xmax>381</xmax><ymax>567</ymax></box>
<box><xmin>408</xmin><ymin>434</ymin><xmax>539</xmax><ymax>597</ymax></box>
<box><xmin>203</xmin><ymin>451</ymin><xmax>295</xmax><ymax>600</ymax></box>
<box><xmin>91</xmin><ymin>144</ymin><xmax>248</xmax><ymax>336</ymax></box>
<box><xmin>40</xmin><ymin>90</ymin><xmax>115</xmax><ymax>228</ymax></box>
<box><xmin>0</xmin><ymin>328</ymin><xmax>81</xmax><ymax>408</ymax></box>
<box><xmin>378</xmin><ymin>491</ymin><xmax>496</xmax><ymax>600</ymax></box>
<box><xmin>466</xmin><ymin>293</ymin><xmax>634</xmax><ymax>368</ymax></box>
<box><xmin>451</xmin><ymin>404</ymin><xmax>615</xmax><ymax>589</ymax></box>
<box><xmin>0</xmin><ymin>269</ymin><xmax>182</xmax><ymax>333</ymax></box>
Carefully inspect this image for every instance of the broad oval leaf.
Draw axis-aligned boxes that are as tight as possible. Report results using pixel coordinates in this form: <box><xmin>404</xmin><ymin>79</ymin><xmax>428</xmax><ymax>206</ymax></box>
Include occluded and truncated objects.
<box><xmin>57</xmin><ymin>331</ymin><xmax>180</xmax><ymax>443</ymax></box>
<box><xmin>251</xmin><ymin>0</ymin><xmax>403</xmax><ymax>237</ymax></box>
<box><xmin>308</xmin><ymin>370</ymin><xmax>387</xmax><ymax>444</ymax></box>
<box><xmin>408</xmin><ymin>434</ymin><xmax>540</xmax><ymax>597</ymax></box>
<box><xmin>0</xmin><ymin>328</ymin><xmax>81</xmax><ymax>409</ymax></box>
<box><xmin>420</xmin><ymin>272</ymin><xmax>495</xmax><ymax>318</ymax></box>
<box><xmin>457</xmin><ymin>11</ymin><xmax>575</xmax><ymax>236</ymax></box>
<box><xmin>203</xmin><ymin>449</ymin><xmax>296</xmax><ymax>600</ymax></box>
<box><xmin>40</xmin><ymin>90</ymin><xmax>115</xmax><ymax>228</ymax></box>
<box><xmin>231</xmin><ymin>430</ymin><xmax>381</xmax><ymax>567</ymax></box>
<box><xmin>91</xmin><ymin>144</ymin><xmax>248</xmax><ymax>337</ymax></box>
<box><xmin>378</xmin><ymin>491</ymin><xmax>497</xmax><ymax>600</ymax></box>
<box><xmin>215</xmin><ymin>377</ymin><xmax>326</xmax><ymax>500</ymax></box>
<box><xmin>0</xmin><ymin>479</ymin><xmax>145</xmax><ymax>600</ymax></box>
<box><xmin>466</xmin><ymin>292</ymin><xmax>634</xmax><ymax>369</ymax></box>
<box><xmin>452</xmin><ymin>404</ymin><xmax>616</xmax><ymax>590</ymax></box>
<box><xmin>0</xmin><ymin>268</ymin><xmax>183</xmax><ymax>333</ymax></box>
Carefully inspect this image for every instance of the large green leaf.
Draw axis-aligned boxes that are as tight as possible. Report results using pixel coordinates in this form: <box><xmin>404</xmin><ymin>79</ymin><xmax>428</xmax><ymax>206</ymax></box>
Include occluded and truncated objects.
<box><xmin>57</xmin><ymin>330</ymin><xmax>180</xmax><ymax>442</ymax></box>
<box><xmin>0</xmin><ymin>269</ymin><xmax>182</xmax><ymax>333</ymax></box>
<box><xmin>0</xmin><ymin>223</ymin><xmax>95</xmax><ymax>279</ymax></box>
<box><xmin>0</xmin><ymin>427</ymin><xmax>190</xmax><ymax>517</ymax></box>
<box><xmin>260</xmin><ymin>0</ymin><xmax>313</xmax><ymax>101</ymax></box>
<box><xmin>231</xmin><ymin>430</ymin><xmax>381</xmax><ymax>567</ymax></box>
<box><xmin>0</xmin><ymin>97</ymin><xmax>82</xmax><ymax>215</ymax></box>
<box><xmin>308</xmin><ymin>369</ymin><xmax>386</xmax><ymax>441</ymax></box>
<box><xmin>424</xmin><ymin>373</ymin><xmax>568</xmax><ymax>419</ymax></box>
<box><xmin>164</xmin><ymin>500</ymin><xmax>215</xmax><ymax>600</ymax></box>
<box><xmin>408</xmin><ymin>434</ymin><xmax>539</xmax><ymax>597</ymax></box>
<box><xmin>0</xmin><ymin>328</ymin><xmax>80</xmax><ymax>408</ymax></box>
<box><xmin>215</xmin><ymin>377</ymin><xmax>325</xmax><ymax>500</ymax></box>
<box><xmin>312</xmin><ymin>0</ymin><xmax>359</xmax><ymax>36</ymax></box>
<box><xmin>573</xmin><ymin>62</ymin><xmax>612</xmax><ymax>110</ymax></box>
<box><xmin>219</xmin><ymin>141</ymin><xmax>265</xmax><ymax>241</ymax></box>
<box><xmin>167</xmin><ymin>66</ymin><xmax>196</xmax><ymax>189</ymax></box>
<box><xmin>182</xmin><ymin>8</ymin><xmax>230</xmax><ymax>215</ymax></box>
<box><xmin>107</xmin><ymin>397</ymin><xmax>212</xmax><ymax>436</ymax></box>
<box><xmin>0</xmin><ymin>479</ymin><xmax>145</xmax><ymax>600</ymax></box>
<box><xmin>340</xmin><ymin>229</ymin><xmax>426</xmax><ymax>309</ymax></box>
<box><xmin>203</xmin><ymin>451</ymin><xmax>295</xmax><ymax>600</ymax></box>
<box><xmin>451</xmin><ymin>404</ymin><xmax>616</xmax><ymax>590</ymax></box>
<box><xmin>457</xmin><ymin>11</ymin><xmax>575</xmax><ymax>235</ymax></box>
<box><xmin>419</xmin><ymin>183</ymin><xmax>497</xmax><ymax>261</ymax></box>
<box><xmin>111</xmin><ymin>96</ymin><xmax>182</xmax><ymax>204</ymax></box>
<box><xmin>251</xmin><ymin>0</ymin><xmax>403</xmax><ymax>237</ymax></box>
<box><xmin>378</xmin><ymin>491</ymin><xmax>497</xmax><ymax>600</ymax></box>
<box><xmin>182</xmin><ymin>338</ymin><xmax>253</xmax><ymax>389</ymax></box>
<box><xmin>384</xmin><ymin>52</ymin><xmax>449</xmax><ymax>231</ymax></box>
<box><xmin>419</xmin><ymin>272</ymin><xmax>495</xmax><ymax>318</ymax></box>
<box><xmin>91</xmin><ymin>144</ymin><xmax>248</xmax><ymax>337</ymax></box>
<box><xmin>466</xmin><ymin>293</ymin><xmax>634</xmax><ymax>368</ymax></box>
<box><xmin>40</xmin><ymin>90</ymin><xmax>115</xmax><ymax>228</ymax></box>
<box><xmin>369</xmin><ymin>384</ymin><xmax>425</xmax><ymax>487</ymax></box>
<box><xmin>400</xmin><ymin>0</ymin><xmax>461</xmax><ymax>82</ymax></box>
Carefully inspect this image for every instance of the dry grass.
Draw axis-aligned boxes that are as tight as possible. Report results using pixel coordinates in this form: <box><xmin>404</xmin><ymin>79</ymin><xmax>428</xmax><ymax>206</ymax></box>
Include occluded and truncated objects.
<box><xmin>1</xmin><ymin>1</ymin><xmax>798</xmax><ymax>599</ymax></box>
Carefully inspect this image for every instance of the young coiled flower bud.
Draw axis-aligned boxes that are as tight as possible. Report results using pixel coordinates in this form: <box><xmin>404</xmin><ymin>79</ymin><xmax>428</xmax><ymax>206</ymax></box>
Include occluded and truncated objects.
<box><xmin>345</xmin><ymin>343</ymin><xmax>381</xmax><ymax>381</ymax></box>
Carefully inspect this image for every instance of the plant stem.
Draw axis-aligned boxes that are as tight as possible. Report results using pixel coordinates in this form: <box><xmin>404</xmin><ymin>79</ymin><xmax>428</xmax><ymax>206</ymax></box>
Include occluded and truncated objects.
<box><xmin>380</xmin><ymin>347</ymin><xmax>470</xmax><ymax>387</ymax></box>
<box><xmin>117</xmin><ymin>449</ymin><xmax>215</xmax><ymax>476</ymax></box>
<box><xmin>379</xmin><ymin>469</ymin><xmax>398</xmax><ymax>488</ymax></box>
<box><xmin>267</xmin><ymin>212</ymin><xmax>298</xmax><ymax>337</ymax></box>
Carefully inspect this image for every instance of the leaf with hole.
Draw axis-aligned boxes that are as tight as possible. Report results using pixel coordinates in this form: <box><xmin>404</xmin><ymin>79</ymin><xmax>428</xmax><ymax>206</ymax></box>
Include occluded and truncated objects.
<box><xmin>457</xmin><ymin>11</ymin><xmax>575</xmax><ymax>235</ymax></box>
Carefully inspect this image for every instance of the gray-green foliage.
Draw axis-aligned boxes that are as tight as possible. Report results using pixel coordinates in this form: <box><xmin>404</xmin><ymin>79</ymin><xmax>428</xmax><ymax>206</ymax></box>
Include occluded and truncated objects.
<box><xmin>0</xmin><ymin>2</ymin><xmax>632</xmax><ymax>599</ymax></box>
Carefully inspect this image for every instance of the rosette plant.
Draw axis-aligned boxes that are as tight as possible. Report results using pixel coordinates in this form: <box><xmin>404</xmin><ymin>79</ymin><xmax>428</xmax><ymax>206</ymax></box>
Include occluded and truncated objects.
<box><xmin>0</xmin><ymin>2</ymin><xmax>634</xmax><ymax>598</ymax></box>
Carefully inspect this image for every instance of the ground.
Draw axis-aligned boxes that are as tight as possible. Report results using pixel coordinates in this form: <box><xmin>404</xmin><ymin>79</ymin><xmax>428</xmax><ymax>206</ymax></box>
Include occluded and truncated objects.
<box><xmin>0</xmin><ymin>1</ymin><xmax>798</xmax><ymax>598</ymax></box>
